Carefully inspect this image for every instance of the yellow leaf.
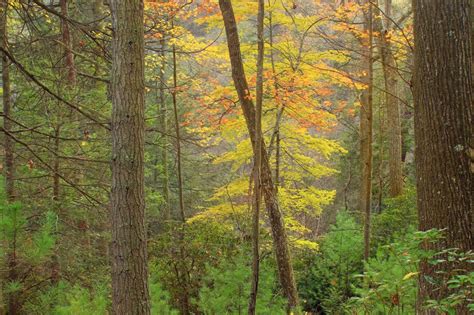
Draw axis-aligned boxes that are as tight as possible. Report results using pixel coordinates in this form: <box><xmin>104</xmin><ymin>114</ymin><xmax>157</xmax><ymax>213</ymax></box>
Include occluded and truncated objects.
<box><xmin>402</xmin><ymin>272</ymin><xmax>419</xmax><ymax>281</ymax></box>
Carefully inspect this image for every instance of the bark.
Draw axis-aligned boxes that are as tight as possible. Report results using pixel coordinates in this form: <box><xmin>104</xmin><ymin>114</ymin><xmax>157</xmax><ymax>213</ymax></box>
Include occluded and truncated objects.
<box><xmin>375</xmin><ymin>0</ymin><xmax>403</xmax><ymax>197</ymax></box>
<box><xmin>248</xmin><ymin>0</ymin><xmax>264</xmax><ymax>313</ymax></box>
<box><xmin>219</xmin><ymin>0</ymin><xmax>299</xmax><ymax>310</ymax></box>
<box><xmin>360</xmin><ymin>0</ymin><xmax>374</xmax><ymax>261</ymax></box>
<box><xmin>60</xmin><ymin>0</ymin><xmax>76</xmax><ymax>85</ymax></box>
<box><xmin>110</xmin><ymin>0</ymin><xmax>150</xmax><ymax>314</ymax></box>
<box><xmin>471</xmin><ymin>0</ymin><xmax>474</xmax><ymax>175</ymax></box>
<box><xmin>413</xmin><ymin>0</ymin><xmax>473</xmax><ymax>312</ymax></box>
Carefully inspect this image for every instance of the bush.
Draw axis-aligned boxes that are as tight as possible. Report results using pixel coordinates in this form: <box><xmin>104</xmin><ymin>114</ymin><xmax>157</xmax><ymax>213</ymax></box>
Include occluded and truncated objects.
<box><xmin>149</xmin><ymin>263</ymin><xmax>179</xmax><ymax>315</ymax></box>
<box><xmin>198</xmin><ymin>251</ymin><xmax>286</xmax><ymax>314</ymax></box>
<box><xmin>347</xmin><ymin>229</ymin><xmax>440</xmax><ymax>314</ymax></box>
<box><xmin>298</xmin><ymin>211</ymin><xmax>364</xmax><ymax>314</ymax></box>
<box><xmin>425</xmin><ymin>249</ymin><xmax>474</xmax><ymax>314</ymax></box>
<box><xmin>24</xmin><ymin>282</ymin><xmax>109</xmax><ymax>315</ymax></box>
<box><xmin>371</xmin><ymin>186</ymin><xmax>417</xmax><ymax>248</ymax></box>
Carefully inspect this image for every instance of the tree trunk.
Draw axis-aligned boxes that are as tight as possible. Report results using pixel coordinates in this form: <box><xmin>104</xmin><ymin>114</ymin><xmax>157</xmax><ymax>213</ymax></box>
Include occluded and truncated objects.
<box><xmin>375</xmin><ymin>0</ymin><xmax>403</xmax><ymax>197</ymax></box>
<box><xmin>1</xmin><ymin>0</ymin><xmax>13</xmax><ymax>203</ymax></box>
<box><xmin>268</xmin><ymin>8</ymin><xmax>281</xmax><ymax>194</ymax></box>
<box><xmin>60</xmin><ymin>0</ymin><xmax>76</xmax><ymax>85</ymax></box>
<box><xmin>110</xmin><ymin>0</ymin><xmax>150</xmax><ymax>314</ymax></box>
<box><xmin>171</xmin><ymin>32</ymin><xmax>191</xmax><ymax>315</ymax></box>
<box><xmin>1</xmin><ymin>2</ymin><xmax>19</xmax><ymax>314</ymax></box>
<box><xmin>52</xmin><ymin>125</ymin><xmax>61</xmax><ymax>202</ymax></box>
<box><xmin>51</xmin><ymin>124</ymin><xmax>61</xmax><ymax>285</ymax></box>
<box><xmin>172</xmin><ymin>41</ymin><xmax>185</xmax><ymax>224</ymax></box>
<box><xmin>383</xmin><ymin>54</ymin><xmax>403</xmax><ymax>197</ymax></box>
<box><xmin>218</xmin><ymin>0</ymin><xmax>299</xmax><ymax>310</ymax></box>
<box><xmin>471</xmin><ymin>1</ymin><xmax>474</xmax><ymax>175</ymax></box>
<box><xmin>248</xmin><ymin>0</ymin><xmax>264</xmax><ymax>313</ymax></box>
<box><xmin>156</xmin><ymin>38</ymin><xmax>170</xmax><ymax>221</ymax></box>
<box><xmin>360</xmin><ymin>0</ymin><xmax>374</xmax><ymax>261</ymax></box>
<box><xmin>413</xmin><ymin>0</ymin><xmax>473</xmax><ymax>312</ymax></box>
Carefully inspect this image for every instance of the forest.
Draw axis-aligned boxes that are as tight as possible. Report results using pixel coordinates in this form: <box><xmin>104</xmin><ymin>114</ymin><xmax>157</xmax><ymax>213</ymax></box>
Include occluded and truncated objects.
<box><xmin>0</xmin><ymin>0</ymin><xmax>472</xmax><ymax>314</ymax></box>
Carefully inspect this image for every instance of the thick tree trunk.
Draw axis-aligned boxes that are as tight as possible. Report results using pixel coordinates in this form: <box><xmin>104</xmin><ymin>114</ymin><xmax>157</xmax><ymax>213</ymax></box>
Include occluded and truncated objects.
<box><xmin>248</xmin><ymin>0</ymin><xmax>264</xmax><ymax>313</ymax></box>
<box><xmin>471</xmin><ymin>1</ymin><xmax>474</xmax><ymax>175</ymax></box>
<box><xmin>110</xmin><ymin>1</ymin><xmax>150</xmax><ymax>314</ymax></box>
<box><xmin>413</xmin><ymin>0</ymin><xmax>473</xmax><ymax>313</ymax></box>
<box><xmin>218</xmin><ymin>0</ymin><xmax>299</xmax><ymax>310</ymax></box>
<box><xmin>360</xmin><ymin>0</ymin><xmax>373</xmax><ymax>261</ymax></box>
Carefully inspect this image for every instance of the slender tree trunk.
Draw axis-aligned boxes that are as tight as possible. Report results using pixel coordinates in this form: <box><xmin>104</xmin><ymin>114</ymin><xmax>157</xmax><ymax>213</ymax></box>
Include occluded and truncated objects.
<box><xmin>275</xmin><ymin>123</ymin><xmax>281</xmax><ymax>192</ymax></box>
<box><xmin>50</xmin><ymin>0</ymin><xmax>77</xmax><ymax>287</ymax></box>
<box><xmin>110</xmin><ymin>1</ymin><xmax>150</xmax><ymax>314</ymax></box>
<box><xmin>171</xmin><ymin>33</ymin><xmax>191</xmax><ymax>315</ymax></box>
<box><xmin>52</xmin><ymin>0</ymin><xmax>76</xmax><ymax>203</ymax></box>
<box><xmin>60</xmin><ymin>0</ymin><xmax>76</xmax><ymax>85</ymax></box>
<box><xmin>360</xmin><ymin>0</ymin><xmax>374</xmax><ymax>261</ymax></box>
<box><xmin>377</xmin><ymin>90</ymin><xmax>384</xmax><ymax>213</ymax></box>
<box><xmin>383</xmin><ymin>51</ymin><xmax>403</xmax><ymax>197</ymax></box>
<box><xmin>52</xmin><ymin>125</ymin><xmax>61</xmax><ymax>202</ymax></box>
<box><xmin>50</xmin><ymin>123</ymin><xmax>61</xmax><ymax>285</ymax></box>
<box><xmin>375</xmin><ymin>0</ymin><xmax>403</xmax><ymax>197</ymax></box>
<box><xmin>172</xmin><ymin>41</ymin><xmax>185</xmax><ymax>224</ymax></box>
<box><xmin>268</xmin><ymin>6</ymin><xmax>281</xmax><ymax>193</ymax></box>
<box><xmin>1</xmin><ymin>0</ymin><xmax>13</xmax><ymax>203</ymax></box>
<box><xmin>157</xmin><ymin>38</ymin><xmax>170</xmax><ymax>221</ymax></box>
<box><xmin>1</xmin><ymin>3</ymin><xmax>19</xmax><ymax>314</ymax></box>
<box><xmin>248</xmin><ymin>0</ymin><xmax>264</xmax><ymax>313</ymax></box>
<box><xmin>219</xmin><ymin>0</ymin><xmax>299</xmax><ymax>310</ymax></box>
<box><xmin>413</xmin><ymin>1</ymin><xmax>473</xmax><ymax>313</ymax></box>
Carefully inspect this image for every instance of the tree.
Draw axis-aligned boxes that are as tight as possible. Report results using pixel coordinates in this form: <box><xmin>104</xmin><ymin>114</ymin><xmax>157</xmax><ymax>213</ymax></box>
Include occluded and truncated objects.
<box><xmin>218</xmin><ymin>0</ymin><xmax>299</xmax><ymax>310</ymax></box>
<box><xmin>413</xmin><ymin>0</ymin><xmax>473</xmax><ymax>312</ymax></box>
<box><xmin>0</xmin><ymin>2</ymin><xmax>20</xmax><ymax>314</ymax></box>
<box><xmin>375</xmin><ymin>0</ymin><xmax>403</xmax><ymax>197</ymax></box>
<box><xmin>360</xmin><ymin>0</ymin><xmax>374</xmax><ymax>261</ymax></box>
<box><xmin>1</xmin><ymin>2</ymin><xmax>19</xmax><ymax>313</ymax></box>
<box><xmin>60</xmin><ymin>0</ymin><xmax>76</xmax><ymax>86</ymax></box>
<box><xmin>109</xmin><ymin>0</ymin><xmax>150</xmax><ymax>313</ymax></box>
<box><xmin>248</xmin><ymin>0</ymin><xmax>264</xmax><ymax>313</ymax></box>
<box><xmin>1</xmin><ymin>0</ymin><xmax>13</xmax><ymax>203</ymax></box>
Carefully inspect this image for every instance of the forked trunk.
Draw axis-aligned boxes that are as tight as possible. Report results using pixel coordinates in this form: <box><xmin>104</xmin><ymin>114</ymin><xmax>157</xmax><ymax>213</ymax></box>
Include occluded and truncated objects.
<box><xmin>218</xmin><ymin>0</ymin><xmax>299</xmax><ymax>310</ymax></box>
